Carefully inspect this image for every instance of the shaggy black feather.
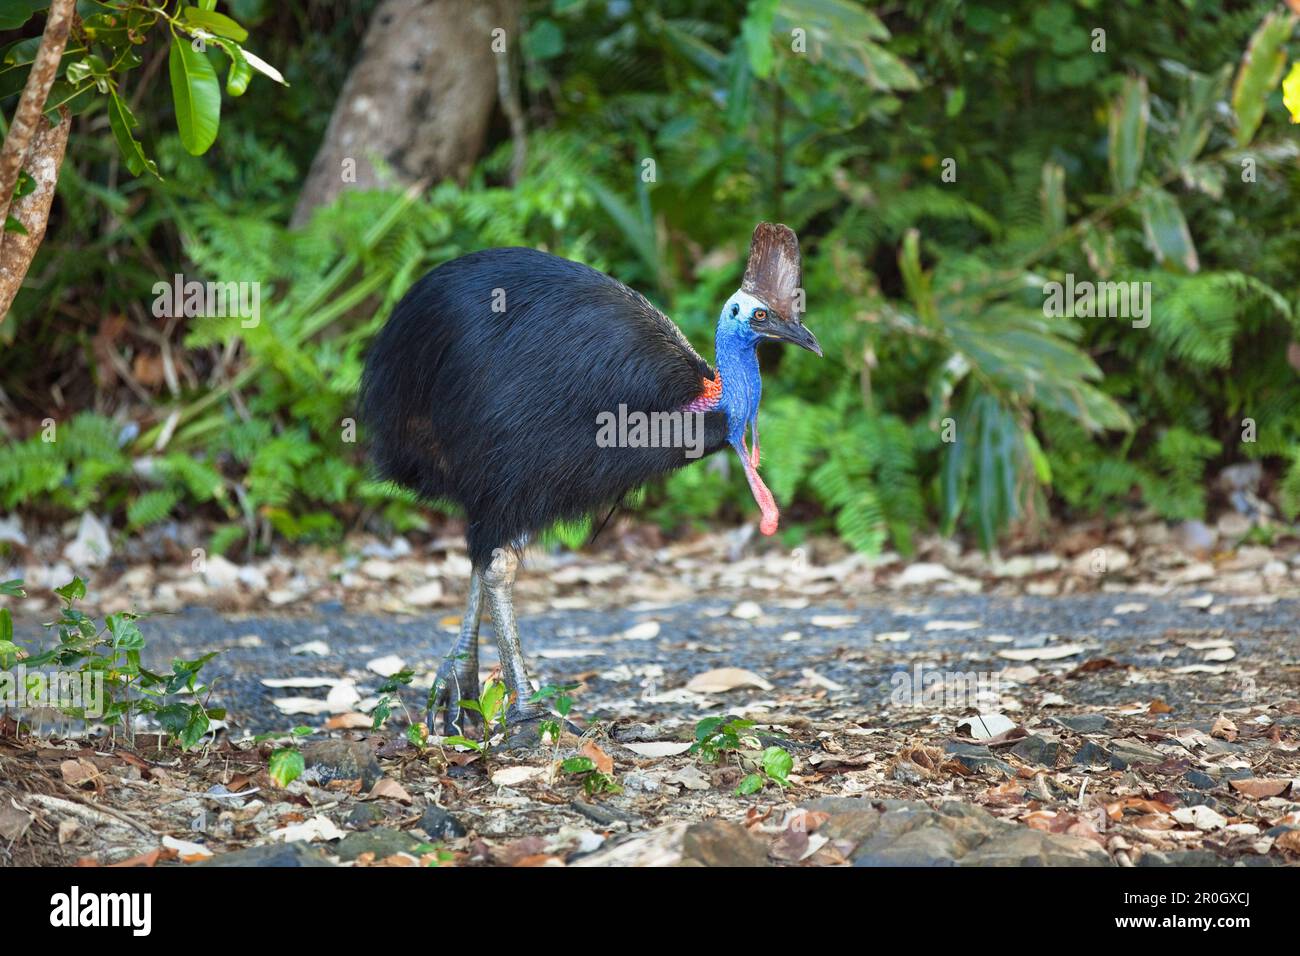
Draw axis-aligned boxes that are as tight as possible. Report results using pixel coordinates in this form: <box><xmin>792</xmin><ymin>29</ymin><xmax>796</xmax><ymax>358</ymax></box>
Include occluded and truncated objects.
<box><xmin>360</xmin><ymin>248</ymin><xmax>729</xmax><ymax>568</ymax></box>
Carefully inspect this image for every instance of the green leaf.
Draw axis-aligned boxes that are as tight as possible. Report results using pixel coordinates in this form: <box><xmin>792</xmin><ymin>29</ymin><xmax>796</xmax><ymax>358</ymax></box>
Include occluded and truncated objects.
<box><xmin>0</xmin><ymin>0</ymin><xmax>46</xmax><ymax>31</ymax></box>
<box><xmin>1138</xmin><ymin>187</ymin><xmax>1199</xmax><ymax>273</ymax></box>
<box><xmin>1040</xmin><ymin>161</ymin><xmax>1065</xmax><ymax>233</ymax></box>
<box><xmin>54</xmin><ymin>578</ymin><xmax>86</xmax><ymax>605</ymax></box>
<box><xmin>4</xmin><ymin>215</ymin><xmax>27</xmax><ymax>235</ymax></box>
<box><xmin>220</xmin><ymin>40</ymin><xmax>252</xmax><ymax>96</ymax></box>
<box><xmin>169</xmin><ymin>36</ymin><xmax>221</xmax><ymax>156</ymax></box>
<box><xmin>741</xmin><ymin>0</ymin><xmax>778</xmax><ymax>79</ymax></box>
<box><xmin>182</xmin><ymin>6</ymin><xmax>249</xmax><ymax>42</ymax></box>
<box><xmin>1108</xmin><ymin>75</ymin><xmax>1148</xmax><ymax>192</ymax></box>
<box><xmin>0</xmin><ymin>579</ymin><xmax>24</xmax><ymax>598</ymax></box>
<box><xmin>773</xmin><ymin>0</ymin><xmax>917</xmax><ymax>91</ymax></box>
<box><xmin>106</xmin><ymin>90</ymin><xmax>160</xmax><ymax>178</ymax></box>
<box><xmin>562</xmin><ymin>756</ymin><xmax>595</xmax><ymax>774</ymax></box>
<box><xmin>269</xmin><ymin>748</ymin><xmax>304</xmax><ymax>787</ymax></box>
<box><xmin>442</xmin><ymin>735</ymin><xmax>483</xmax><ymax>752</ymax></box>
<box><xmin>761</xmin><ymin>746</ymin><xmax>793</xmax><ymax>785</ymax></box>
<box><xmin>1231</xmin><ymin>10</ymin><xmax>1297</xmax><ymax>146</ymax></box>
<box><xmin>735</xmin><ymin>773</ymin><xmax>764</xmax><ymax>795</ymax></box>
<box><xmin>1170</xmin><ymin>64</ymin><xmax>1231</xmax><ymax>168</ymax></box>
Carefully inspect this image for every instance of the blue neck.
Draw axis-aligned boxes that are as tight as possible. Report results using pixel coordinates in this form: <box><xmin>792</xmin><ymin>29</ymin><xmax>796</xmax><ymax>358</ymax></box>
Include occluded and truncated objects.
<box><xmin>714</xmin><ymin>315</ymin><xmax>761</xmax><ymax>446</ymax></box>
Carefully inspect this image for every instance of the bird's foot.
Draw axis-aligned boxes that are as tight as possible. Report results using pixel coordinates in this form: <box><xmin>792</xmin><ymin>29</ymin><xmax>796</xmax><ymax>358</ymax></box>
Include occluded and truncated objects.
<box><xmin>426</xmin><ymin>659</ymin><xmax>480</xmax><ymax>738</ymax></box>
<box><xmin>501</xmin><ymin>706</ymin><xmax>585</xmax><ymax>751</ymax></box>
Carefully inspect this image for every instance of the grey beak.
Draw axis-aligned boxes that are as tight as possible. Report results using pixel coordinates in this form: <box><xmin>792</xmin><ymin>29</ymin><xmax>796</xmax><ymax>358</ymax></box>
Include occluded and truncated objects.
<box><xmin>773</xmin><ymin>321</ymin><xmax>822</xmax><ymax>357</ymax></box>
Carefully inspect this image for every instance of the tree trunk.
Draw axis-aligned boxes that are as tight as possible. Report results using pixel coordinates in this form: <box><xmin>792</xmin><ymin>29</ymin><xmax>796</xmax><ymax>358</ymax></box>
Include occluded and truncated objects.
<box><xmin>291</xmin><ymin>0</ymin><xmax>520</xmax><ymax>228</ymax></box>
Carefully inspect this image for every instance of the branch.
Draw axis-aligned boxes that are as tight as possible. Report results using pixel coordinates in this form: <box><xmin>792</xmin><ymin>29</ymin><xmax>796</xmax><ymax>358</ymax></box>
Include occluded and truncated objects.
<box><xmin>0</xmin><ymin>108</ymin><xmax>71</xmax><ymax>317</ymax></box>
<box><xmin>0</xmin><ymin>0</ymin><xmax>76</xmax><ymax>233</ymax></box>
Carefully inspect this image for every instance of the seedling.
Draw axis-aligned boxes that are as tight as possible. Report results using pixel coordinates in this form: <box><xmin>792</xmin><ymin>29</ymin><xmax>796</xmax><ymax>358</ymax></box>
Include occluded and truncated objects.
<box><xmin>735</xmin><ymin>745</ymin><xmax>794</xmax><ymax>795</ymax></box>
<box><xmin>442</xmin><ymin>678</ymin><xmax>508</xmax><ymax>753</ymax></box>
<box><xmin>529</xmin><ymin>682</ymin><xmax>580</xmax><ymax>747</ymax></box>
<box><xmin>561</xmin><ymin>756</ymin><xmax>622</xmax><ymax>796</ymax></box>
<box><xmin>691</xmin><ymin>715</ymin><xmax>759</xmax><ymax>763</ymax></box>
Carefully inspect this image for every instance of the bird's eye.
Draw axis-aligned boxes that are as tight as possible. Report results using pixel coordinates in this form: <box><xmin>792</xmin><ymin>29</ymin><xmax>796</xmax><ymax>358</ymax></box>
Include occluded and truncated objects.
<box><xmin>730</xmin><ymin>303</ymin><xmax>740</xmax><ymax>317</ymax></box>
<box><xmin>753</xmin><ymin>309</ymin><xmax>767</xmax><ymax>320</ymax></box>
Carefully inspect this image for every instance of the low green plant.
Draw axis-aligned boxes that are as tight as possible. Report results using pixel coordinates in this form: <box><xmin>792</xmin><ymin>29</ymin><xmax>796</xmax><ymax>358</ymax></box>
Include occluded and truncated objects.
<box><xmin>691</xmin><ymin>716</ymin><xmax>794</xmax><ymax>795</ymax></box>
<box><xmin>530</xmin><ymin>682</ymin><xmax>579</xmax><ymax>746</ymax></box>
<box><xmin>1</xmin><ymin>576</ymin><xmax>222</xmax><ymax>749</ymax></box>
<box><xmin>442</xmin><ymin>678</ymin><xmax>508</xmax><ymax>753</ymax></box>
<box><xmin>735</xmin><ymin>746</ymin><xmax>794</xmax><ymax>796</ymax></box>
<box><xmin>560</xmin><ymin>755</ymin><xmax>622</xmax><ymax>796</ymax></box>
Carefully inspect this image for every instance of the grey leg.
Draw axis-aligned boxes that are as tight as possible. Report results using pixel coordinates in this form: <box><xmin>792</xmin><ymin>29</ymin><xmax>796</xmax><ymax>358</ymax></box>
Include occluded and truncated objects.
<box><xmin>482</xmin><ymin>547</ymin><xmax>542</xmax><ymax>724</ymax></box>
<box><xmin>428</xmin><ymin>571</ymin><xmax>484</xmax><ymax>736</ymax></box>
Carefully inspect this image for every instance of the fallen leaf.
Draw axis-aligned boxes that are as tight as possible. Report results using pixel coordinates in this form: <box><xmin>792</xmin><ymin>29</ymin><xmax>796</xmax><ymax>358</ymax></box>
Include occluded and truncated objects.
<box><xmin>1171</xmin><ymin>805</ymin><xmax>1227</xmax><ymax>831</ymax></box>
<box><xmin>685</xmin><ymin>667</ymin><xmax>773</xmax><ymax>693</ymax></box>
<box><xmin>580</xmin><ymin>741</ymin><xmax>614</xmax><ymax>776</ymax></box>
<box><xmin>956</xmin><ymin>713</ymin><xmax>1018</xmax><ymax>740</ymax></box>
<box><xmin>1210</xmin><ymin>716</ymin><xmax>1239</xmax><ymax>742</ymax></box>
<box><xmin>491</xmin><ymin>766</ymin><xmax>542</xmax><ymax>787</ymax></box>
<box><xmin>1148</xmin><ymin>699</ymin><xmax>1175</xmax><ymax>715</ymax></box>
<box><xmin>60</xmin><ymin>758</ymin><xmax>102</xmax><ymax>789</ymax></box>
<box><xmin>621</xmin><ymin>741</ymin><xmax>693</xmax><ymax>758</ymax></box>
<box><xmin>369</xmin><ymin>777</ymin><xmax>414</xmax><ymax>804</ymax></box>
<box><xmin>1228</xmin><ymin>778</ymin><xmax>1291</xmax><ymax>799</ymax></box>
<box><xmin>272</xmin><ymin>814</ymin><xmax>347</xmax><ymax>843</ymax></box>
<box><xmin>998</xmin><ymin>643</ymin><xmax>1086</xmax><ymax>662</ymax></box>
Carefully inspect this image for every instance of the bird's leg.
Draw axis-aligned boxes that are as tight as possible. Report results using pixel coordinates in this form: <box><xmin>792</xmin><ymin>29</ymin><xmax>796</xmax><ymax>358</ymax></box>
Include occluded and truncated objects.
<box><xmin>427</xmin><ymin>571</ymin><xmax>483</xmax><ymax>737</ymax></box>
<box><xmin>481</xmin><ymin>547</ymin><xmax>543</xmax><ymax>726</ymax></box>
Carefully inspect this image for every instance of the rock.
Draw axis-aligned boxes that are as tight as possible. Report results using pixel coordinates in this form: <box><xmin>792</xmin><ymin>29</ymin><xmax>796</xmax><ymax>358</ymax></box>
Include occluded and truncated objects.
<box><xmin>1050</xmin><ymin>713</ymin><xmax>1113</xmax><ymax>734</ymax></box>
<box><xmin>1010</xmin><ymin>733</ymin><xmax>1062</xmax><ymax>767</ymax></box>
<box><xmin>302</xmin><ymin>739</ymin><xmax>383</xmax><ymax>790</ymax></box>
<box><xmin>892</xmin><ymin>563</ymin><xmax>953</xmax><ymax>588</ymax></box>
<box><xmin>800</xmin><ymin>797</ymin><xmax>882</xmax><ymax>847</ymax></box>
<box><xmin>1216</xmin><ymin>512</ymin><xmax>1251</xmax><ymax>539</ymax></box>
<box><xmin>851</xmin><ymin>801</ymin><xmax>1002</xmax><ymax>866</ymax></box>
<box><xmin>1073</xmin><ymin>740</ymin><xmax>1115</xmax><ymax>767</ymax></box>
<box><xmin>418</xmin><ymin>805</ymin><xmax>467</xmax><ymax>841</ymax></box>
<box><xmin>63</xmin><ymin>512</ymin><xmax>111</xmax><ymax>567</ymax></box>
<box><xmin>944</xmin><ymin>742</ymin><xmax>1015</xmax><ymax>778</ymax></box>
<box><xmin>0</xmin><ymin>514</ymin><xmax>27</xmax><ymax>547</ymax></box>
<box><xmin>403</xmin><ymin>581</ymin><xmax>444</xmax><ymax>606</ymax></box>
<box><xmin>680</xmin><ymin>820</ymin><xmax>769</xmax><ymax>867</ymax></box>
<box><xmin>202</xmin><ymin>554</ymin><xmax>241</xmax><ymax>590</ymax></box>
<box><xmin>1172</xmin><ymin>519</ymin><xmax>1216</xmax><ymax>556</ymax></box>
<box><xmin>959</xmin><ymin>828</ymin><xmax>1110</xmax><ymax>866</ymax></box>
<box><xmin>346</xmin><ymin>803</ymin><xmax>385</xmax><ymax>829</ymax></box>
<box><xmin>1108</xmin><ymin>739</ymin><xmax>1165</xmax><ymax>769</ymax></box>
<box><xmin>1184</xmin><ymin>769</ymin><xmax>1218</xmax><ymax>790</ymax></box>
<box><xmin>198</xmin><ymin>842</ymin><xmax>336</xmax><ymax>867</ymax></box>
<box><xmin>1220</xmin><ymin>545</ymin><xmax>1272</xmax><ymax>571</ymax></box>
<box><xmin>335</xmin><ymin>828</ymin><xmax>424</xmax><ymax>862</ymax></box>
<box><xmin>1135</xmin><ymin>849</ymin><xmax>1228</xmax><ymax>867</ymax></box>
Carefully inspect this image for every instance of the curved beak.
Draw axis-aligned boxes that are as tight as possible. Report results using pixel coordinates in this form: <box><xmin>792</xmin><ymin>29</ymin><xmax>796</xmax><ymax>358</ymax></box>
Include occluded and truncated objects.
<box><xmin>766</xmin><ymin>320</ymin><xmax>822</xmax><ymax>357</ymax></box>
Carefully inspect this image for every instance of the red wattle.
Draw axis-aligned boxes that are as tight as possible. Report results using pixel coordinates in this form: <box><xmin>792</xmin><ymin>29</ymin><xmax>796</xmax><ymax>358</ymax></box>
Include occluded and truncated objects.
<box><xmin>739</xmin><ymin>449</ymin><xmax>779</xmax><ymax>535</ymax></box>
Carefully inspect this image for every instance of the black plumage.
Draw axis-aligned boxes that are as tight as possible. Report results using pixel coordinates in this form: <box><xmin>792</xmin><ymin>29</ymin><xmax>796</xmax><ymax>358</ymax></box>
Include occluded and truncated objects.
<box><xmin>360</xmin><ymin>247</ymin><xmax>728</xmax><ymax>567</ymax></box>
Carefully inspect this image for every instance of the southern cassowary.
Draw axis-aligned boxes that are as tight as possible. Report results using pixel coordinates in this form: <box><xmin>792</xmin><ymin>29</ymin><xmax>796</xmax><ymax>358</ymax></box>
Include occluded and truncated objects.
<box><xmin>360</xmin><ymin>223</ymin><xmax>820</xmax><ymax>736</ymax></box>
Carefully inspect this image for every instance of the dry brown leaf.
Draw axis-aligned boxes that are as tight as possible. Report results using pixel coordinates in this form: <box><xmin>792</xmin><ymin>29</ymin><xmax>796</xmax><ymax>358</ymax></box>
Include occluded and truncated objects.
<box><xmin>580</xmin><ymin>740</ymin><xmax>614</xmax><ymax>776</ymax></box>
<box><xmin>369</xmin><ymin>777</ymin><xmax>413</xmax><ymax>804</ymax></box>
<box><xmin>1147</xmin><ymin>698</ymin><xmax>1174</xmax><ymax>715</ymax></box>
<box><xmin>325</xmin><ymin>712</ymin><xmax>373</xmax><ymax>730</ymax></box>
<box><xmin>685</xmin><ymin>667</ymin><xmax>773</xmax><ymax>693</ymax></box>
<box><xmin>1228</xmin><ymin>778</ymin><xmax>1291</xmax><ymax>800</ymax></box>
<box><xmin>60</xmin><ymin>758</ymin><xmax>102</xmax><ymax>789</ymax></box>
<box><xmin>1210</xmin><ymin>716</ymin><xmax>1238</xmax><ymax>741</ymax></box>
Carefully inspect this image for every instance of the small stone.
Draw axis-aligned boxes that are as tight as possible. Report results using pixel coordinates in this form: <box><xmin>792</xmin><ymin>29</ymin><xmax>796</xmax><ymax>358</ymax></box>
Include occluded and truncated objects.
<box><xmin>302</xmin><ymin>739</ymin><xmax>383</xmax><ymax>790</ymax></box>
<box><xmin>64</xmin><ymin>512</ymin><xmax>112</xmax><ymax>567</ymax></box>
<box><xmin>959</xmin><ymin>828</ymin><xmax>1110</xmax><ymax>866</ymax></box>
<box><xmin>418</xmin><ymin>805</ymin><xmax>467</xmax><ymax>841</ymax></box>
<box><xmin>1050</xmin><ymin>713</ymin><xmax>1113</xmax><ymax>734</ymax></box>
<box><xmin>202</xmin><ymin>554</ymin><xmax>241</xmax><ymax>590</ymax></box>
<box><xmin>403</xmin><ymin>581</ymin><xmax>444</xmax><ymax>606</ymax></box>
<box><xmin>892</xmin><ymin>563</ymin><xmax>954</xmax><ymax>588</ymax></box>
<box><xmin>681</xmin><ymin>820</ymin><xmax>769</xmax><ymax>867</ymax></box>
<box><xmin>1108</xmin><ymin>739</ymin><xmax>1165</xmax><ymax>769</ymax></box>
<box><xmin>335</xmin><ymin>828</ymin><xmax>423</xmax><ymax>862</ymax></box>
<box><xmin>346</xmin><ymin>803</ymin><xmax>385</xmax><ymax>829</ymax></box>
<box><xmin>1010</xmin><ymin>734</ymin><xmax>1062</xmax><ymax>767</ymax></box>
<box><xmin>1073</xmin><ymin>740</ymin><xmax>1115</xmax><ymax>767</ymax></box>
<box><xmin>1172</xmin><ymin>519</ymin><xmax>1216</xmax><ymax>556</ymax></box>
<box><xmin>667</xmin><ymin>765</ymin><xmax>711</xmax><ymax>791</ymax></box>
<box><xmin>1184</xmin><ymin>769</ymin><xmax>1218</xmax><ymax>790</ymax></box>
<box><xmin>944</xmin><ymin>742</ymin><xmax>1015</xmax><ymax>778</ymax></box>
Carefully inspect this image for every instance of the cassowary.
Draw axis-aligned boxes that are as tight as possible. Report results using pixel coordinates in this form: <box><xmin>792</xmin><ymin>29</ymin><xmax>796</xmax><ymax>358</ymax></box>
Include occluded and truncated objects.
<box><xmin>360</xmin><ymin>223</ymin><xmax>820</xmax><ymax>736</ymax></box>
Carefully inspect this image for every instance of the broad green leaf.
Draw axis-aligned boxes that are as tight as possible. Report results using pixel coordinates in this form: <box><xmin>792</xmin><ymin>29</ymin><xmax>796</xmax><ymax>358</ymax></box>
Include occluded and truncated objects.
<box><xmin>741</xmin><ymin>0</ymin><xmax>779</xmax><ymax>79</ymax></box>
<box><xmin>761</xmin><ymin>746</ymin><xmax>793</xmax><ymax>785</ymax></box>
<box><xmin>1231</xmin><ymin>11</ymin><xmax>1296</xmax><ymax>146</ymax></box>
<box><xmin>268</xmin><ymin>748</ymin><xmax>304</xmax><ymax>787</ymax></box>
<box><xmin>773</xmin><ymin>0</ymin><xmax>917</xmax><ymax>91</ymax></box>
<box><xmin>1170</xmin><ymin>64</ymin><xmax>1231</xmax><ymax>168</ymax></box>
<box><xmin>169</xmin><ymin>36</ymin><xmax>221</xmax><ymax>155</ymax></box>
<box><xmin>182</xmin><ymin>6</ymin><xmax>249</xmax><ymax>42</ymax></box>
<box><xmin>209</xmin><ymin>37</ymin><xmax>252</xmax><ymax>96</ymax></box>
<box><xmin>0</xmin><ymin>0</ymin><xmax>46</xmax><ymax>31</ymax></box>
<box><xmin>54</xmin><ymin>578</ymin><xmax>85</xmax><ymax>605</ymax></box>
<box><xmin>1108</xmin><ymin>75</ymin><xmax>1148</xmax><ymax>192</ymax></box>
<box><xmin>0</xmin><ymin>579</ymin><xmax>25</xmax><ymax>598</ymax></box>
<box><xmin>735</xmin><ymin>773</ymin><xmax>764</xmax><ymax>795</ymax></box>
<box><xmin>1139</xmin><ymin>187</ymin><xmax>1199</xmax><ymax>273</ymax></box>
<box><xmin>241</xmin><ymin>47</ymin><xmax>286</xmax><ymax>85</ymax></box>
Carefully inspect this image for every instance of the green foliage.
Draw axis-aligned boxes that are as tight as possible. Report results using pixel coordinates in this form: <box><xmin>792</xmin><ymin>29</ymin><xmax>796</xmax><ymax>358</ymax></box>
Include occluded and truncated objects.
<box><xmin>1</xmin><ymin>576</ymin><xmax>222</xmax><ymax>748</ymax></box>
<box><xmin>5</xmin><ymin>0</ymin><xmax>1300</xmax><ymax>552</ymax></box>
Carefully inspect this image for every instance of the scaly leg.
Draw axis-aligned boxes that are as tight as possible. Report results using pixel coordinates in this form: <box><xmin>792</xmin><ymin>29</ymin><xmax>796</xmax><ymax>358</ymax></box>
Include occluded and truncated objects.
<box><xmin>481</xmin><ymin>547</ymin><xmax>542</xmax><ymax>725</ymax></box>
<box><xmin>427</xmin><ymin>571</ymin><xmax>484</xmax><ymax>736</ymax></box>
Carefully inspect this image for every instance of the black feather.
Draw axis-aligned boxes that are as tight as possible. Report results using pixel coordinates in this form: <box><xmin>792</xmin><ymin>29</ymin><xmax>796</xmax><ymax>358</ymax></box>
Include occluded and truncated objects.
<box><xmin>360</xmin><ymin>248</ymin><xmax>729</xmax><ymax>568</ymax></box>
